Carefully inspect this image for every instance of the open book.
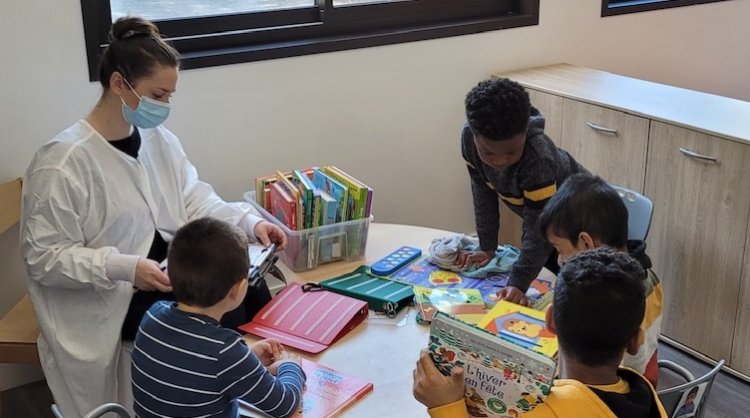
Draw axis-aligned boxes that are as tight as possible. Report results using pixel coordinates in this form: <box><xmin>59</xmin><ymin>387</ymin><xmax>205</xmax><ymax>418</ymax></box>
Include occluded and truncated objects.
<box><xmin>239</xmin><ymin>358</ymin><xmax>373</xmax><ymax>418</ymax></box>
<box><xmin>429</xmin><ymin>312</ymin><xmax>556</xmax><ymax>418</ymax></box>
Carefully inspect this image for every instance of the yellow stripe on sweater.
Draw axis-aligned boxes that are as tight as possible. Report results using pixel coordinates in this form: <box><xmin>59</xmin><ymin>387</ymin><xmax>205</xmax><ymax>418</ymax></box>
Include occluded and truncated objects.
<box><xmin>524</xmin><ymin>183</ymin><xmax>557</xmax><ymax>202</ymax></box>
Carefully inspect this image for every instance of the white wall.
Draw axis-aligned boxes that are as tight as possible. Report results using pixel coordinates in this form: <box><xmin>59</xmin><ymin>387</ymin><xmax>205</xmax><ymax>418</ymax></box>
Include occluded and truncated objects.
<box><xmin>1</xmin><ymin>0</ymin><xmax>749</xmax><ymax>389</ymax></box>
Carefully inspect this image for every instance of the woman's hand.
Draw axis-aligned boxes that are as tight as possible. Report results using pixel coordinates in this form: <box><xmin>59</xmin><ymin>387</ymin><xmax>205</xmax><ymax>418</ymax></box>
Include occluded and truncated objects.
<box><xmin>253</xmin><ymin>221</ymin><xmax>287</xmax><ymax>251</ymax></box>
<box><xmin>134</xmin><ymin>258</ymin><xmax>172</xmax><ymax>292</ymax></box>
<box><xmin>456</xmin><ymin>250</ymin><xmax>494</xmax><ymax>270</ymax></box>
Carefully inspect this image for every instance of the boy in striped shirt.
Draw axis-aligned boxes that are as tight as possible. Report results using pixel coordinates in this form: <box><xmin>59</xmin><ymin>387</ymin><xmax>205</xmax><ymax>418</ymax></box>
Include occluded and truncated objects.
<box><xmin>131</xmin><ymin>217</ymin><xmax>305</xmax><ymax>418</ymax></box>
<box><xmin>459</xmin><ymin>78</ymin><xmax>589</xmax><ymax>306</ymax></box>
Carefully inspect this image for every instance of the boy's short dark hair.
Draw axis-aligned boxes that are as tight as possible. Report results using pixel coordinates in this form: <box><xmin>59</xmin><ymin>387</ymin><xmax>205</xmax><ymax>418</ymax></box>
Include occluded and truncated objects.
<box><xmin>465</xmin><ymin>78</ymin><xmax>530</xmax><ymax>141</ymax></box>
<box><xmin>553</xmin><ymin>247</ymin><xmax>646</xmax><ymax>366</ymax></box>
<box><xmin>168</xmin><ymin>217</ymin><xmax>249</xmax><ymax>307</ymax></box>
<box><xmin>539</xmin><ymin>173</ymin><xmax>628</xmax><ymax>248</ymax></box>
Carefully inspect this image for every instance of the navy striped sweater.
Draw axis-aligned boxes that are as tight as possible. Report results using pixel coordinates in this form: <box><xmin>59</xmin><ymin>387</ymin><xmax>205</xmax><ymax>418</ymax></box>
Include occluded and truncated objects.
<box><xmin>131</xmin><ymin>301</ymin><xmax>305</xmax><ymax>418</ymax></box>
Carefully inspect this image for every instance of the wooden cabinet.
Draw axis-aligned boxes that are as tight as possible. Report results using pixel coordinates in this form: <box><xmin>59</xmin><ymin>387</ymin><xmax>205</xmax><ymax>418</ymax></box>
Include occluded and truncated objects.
<box><xmin>496</xmin><ymin>64</ymin><xmax>750</xmax><ymax>378</ymax></box>
<box><xmin>734</xmin><ymin>217</ymin><xmax>750</xmax><ymax>376</ymax></box>
<box><xmin>645</xmin><ymin>122</ymin><xmax>750</xmax><ymax>360</ymax></box>
<box><xmin>528</xmin><ymin>89</ymin><xmax>564</xmax><ymax>145</ymax></box>
<box><xmin>560</xmin><ymin>99</ymin><xmax>649</xmax><ymax>192</ymax></box>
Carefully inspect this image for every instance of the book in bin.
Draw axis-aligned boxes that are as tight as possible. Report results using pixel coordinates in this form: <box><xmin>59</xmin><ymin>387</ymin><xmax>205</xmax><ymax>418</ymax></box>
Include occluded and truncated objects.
<box><xmin>429</xmin><ymin>312</ymin><xmax>556</xmax><ymax>417</ymax></box>
<box><xmin>239</xmin><ymin>358</ymin><xmax>373</xmax><ymax>418</ymax></box>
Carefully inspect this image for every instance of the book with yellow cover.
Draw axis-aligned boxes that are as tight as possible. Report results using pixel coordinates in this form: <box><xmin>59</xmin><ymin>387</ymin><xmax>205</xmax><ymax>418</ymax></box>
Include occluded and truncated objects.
<box><xmin>477</xmin><ymin>300</ymin><xmax>558</xmax><ymax>358</ymax></box>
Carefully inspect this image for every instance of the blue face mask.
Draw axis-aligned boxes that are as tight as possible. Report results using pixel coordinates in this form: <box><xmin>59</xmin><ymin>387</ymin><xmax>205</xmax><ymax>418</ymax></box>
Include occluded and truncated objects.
<box><xmin>120</xmin><ymin>79</ymin><xmax>171</xmax><ymax>129</ymax></box>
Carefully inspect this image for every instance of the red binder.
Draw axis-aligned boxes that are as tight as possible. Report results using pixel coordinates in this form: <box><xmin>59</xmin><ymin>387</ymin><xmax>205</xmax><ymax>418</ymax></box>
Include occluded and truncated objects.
<box><xmin>239</xmin><ymin>283</ymin><xmax>368</xmax><ymax>353</ymax></box>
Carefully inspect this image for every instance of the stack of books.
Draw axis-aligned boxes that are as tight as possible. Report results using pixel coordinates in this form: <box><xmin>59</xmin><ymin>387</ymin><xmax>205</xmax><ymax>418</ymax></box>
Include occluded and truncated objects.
<box><xmin>255</xmin><ymin>166</ymin><xmax>373</xmax><ymax>231</ymax></box>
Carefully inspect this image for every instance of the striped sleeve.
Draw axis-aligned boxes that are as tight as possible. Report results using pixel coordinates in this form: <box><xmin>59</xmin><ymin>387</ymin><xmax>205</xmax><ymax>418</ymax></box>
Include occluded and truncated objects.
<box><xmin>219</xmin><ymin>338</ymin><xmax>305</xmax><ymax>418</ymax></box>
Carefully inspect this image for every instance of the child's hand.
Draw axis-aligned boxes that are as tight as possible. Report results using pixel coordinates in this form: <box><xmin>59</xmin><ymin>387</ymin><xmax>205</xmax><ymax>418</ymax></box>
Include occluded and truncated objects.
<box><xmin>250</xmin><ymin>338</ymin><xmax>283</xmax><ymax>367</ymax></box>
<box><xmin>457</xmin><ymin>250</ymin><xmax>493</xmax><ymax>269</ymax></box>
<box><xmin>497</xmin><ymin>286</ymin><xmax>530</xmax><ymax>306</ymax></box>
<box><xmin>412</xmin><ymin>349</ymin><xmax>465</xmax><ymax>409</ymax></box>
<box><xmin>267</xmin><ymin>350</ymin><xmax>300</xmax><ymax>375</ymax></box>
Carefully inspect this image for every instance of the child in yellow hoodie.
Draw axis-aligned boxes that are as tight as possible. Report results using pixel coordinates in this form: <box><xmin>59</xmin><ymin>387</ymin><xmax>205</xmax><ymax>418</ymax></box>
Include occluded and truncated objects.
<box><xmin>413</xmin><ymin>247</ymin><xmax>667</xmax><ymax>418</ymax></box>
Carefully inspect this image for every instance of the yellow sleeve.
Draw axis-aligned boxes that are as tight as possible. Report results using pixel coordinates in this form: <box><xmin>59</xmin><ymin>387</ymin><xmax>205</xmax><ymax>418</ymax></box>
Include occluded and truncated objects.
<box><xmin>522</xmin><ymin>404</ymin><xmax>555</xmax><ymax>418</ymax></box>
<box><xmin>428</xmin><ymin>399</ymin><xmax>470</xmax><ymax>418</ymax></box>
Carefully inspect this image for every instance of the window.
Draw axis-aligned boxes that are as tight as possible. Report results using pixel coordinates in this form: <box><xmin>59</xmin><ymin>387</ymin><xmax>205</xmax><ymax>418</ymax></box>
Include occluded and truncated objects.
<box><xmin>602</xmin><ymin>0</ymin><xmax>729</xmax><ymax>17</ymax></box>
<box><xmin>81</xmin><ymin>0</ymin><xmax>540</xmax><ymax>81</ymax></box>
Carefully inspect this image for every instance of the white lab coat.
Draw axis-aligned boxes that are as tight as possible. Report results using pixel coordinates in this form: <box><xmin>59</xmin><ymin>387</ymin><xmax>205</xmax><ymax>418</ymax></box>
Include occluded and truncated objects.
<box><xmin>20</xmin><ymin>120</ymin><xmax>263</xmax><ymax>417</ymax></box>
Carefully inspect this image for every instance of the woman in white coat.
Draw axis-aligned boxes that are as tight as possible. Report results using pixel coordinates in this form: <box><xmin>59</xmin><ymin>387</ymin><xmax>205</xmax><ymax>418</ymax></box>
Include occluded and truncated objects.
<box><xmin>20</xmin><ymin>17</ymin><xmax>287</xmax><ymax>417</ymax></box>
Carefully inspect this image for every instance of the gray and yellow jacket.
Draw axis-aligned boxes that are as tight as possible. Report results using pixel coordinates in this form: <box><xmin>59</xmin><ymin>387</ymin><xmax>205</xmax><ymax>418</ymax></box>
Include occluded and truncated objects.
<box><xmin>461</xmin><ymin>108</ymin><xmax>588</xmax><ymax>291</ymax></box>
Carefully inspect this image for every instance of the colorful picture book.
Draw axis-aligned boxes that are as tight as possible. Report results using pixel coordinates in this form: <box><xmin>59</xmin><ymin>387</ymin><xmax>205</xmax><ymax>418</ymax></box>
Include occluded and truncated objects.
<box><xmin>239</xmin><ymin>283</ymin><xmax>368</xmax><ymax>354</ymax></box>
<box><xmin>477</xmin><ymin>300</ymin><xmax>558</xmax><ymax>358</ymax></box>
<box><xmin>413</xmin><ymin>286</ymin><xmax>488</xmax><ymax>324</ymax></box>
<box><xmin>321</xmin><ymin>166</ymin><xmax>373</xmax><ymax>221</ymax></box>
<box><xmin>429</xmin><ymin>312</ymin><xmax>556</xmax><ymax>418</ymax></box>
<box><xmin>311</xmin><ymin>169</ymin><xmax>348</xmax><ymax>224</ymax></box>
<box><xmin>270</xmin><ymin>182</ymin><xmax>297</xmax><ymax>231</ymax></box>
<box><xmin>238</xmin><ymin>358</ymin><xmax>373</xmax><ymax>418</ymax></box>
<box><xmin>390</xmin><ymin>257</ymin><xmax>553</xmax><ymax>308</ymax></box>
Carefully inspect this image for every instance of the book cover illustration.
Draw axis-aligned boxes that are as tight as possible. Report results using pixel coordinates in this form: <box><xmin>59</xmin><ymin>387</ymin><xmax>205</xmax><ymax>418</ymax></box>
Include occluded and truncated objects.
<box><xmin>429</xmin><ymin>312</ymin><xmax>556</xmax><ymax>418</ymax></box>
<box><xmin>239</xmin><ymin>283</ymin><xmax>368</xmax><ymax>354</ymax></box>
<box><xmin>311</xmin><ymin>169</ymin><xmax>348</xmax><ymax>223</ymax></box>
<box><xmin>390</xmin><ymin>258</ymin><xmax>552</xmax><ymax>307</ymax></box>
<box><xmin>412</xmin><ymin>286</ymin><xmax>488</xmax><ymax>324</ymax></box>
<box><xmin>269</xmin><ymin>182</ymin><xmax>297</xmax><ymax>231</ymax></box>
<box><xmin>239</xmin><ymin>358</ymin><xmax>373</xmax><ymax>418</ymax></box>
<box><xmin>477</xmin><ymin>301</ymin><xmax>558</xmax><ymax>358</ymax></box>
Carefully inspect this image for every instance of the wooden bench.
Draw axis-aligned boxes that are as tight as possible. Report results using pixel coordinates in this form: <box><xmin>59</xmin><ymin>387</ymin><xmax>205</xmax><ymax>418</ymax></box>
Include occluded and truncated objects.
<box><xmin>0</xmin><ymin>178</ymin><xmax>41</xmax><ymax>415</ymax></box>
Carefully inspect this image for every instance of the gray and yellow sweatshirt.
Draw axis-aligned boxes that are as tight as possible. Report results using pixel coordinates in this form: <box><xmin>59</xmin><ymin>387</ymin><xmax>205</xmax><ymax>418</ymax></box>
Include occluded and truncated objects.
<box><xmin>461</xmin><ymin>108</ymin><xmax>588</xmax><ymax>292</ymax></box>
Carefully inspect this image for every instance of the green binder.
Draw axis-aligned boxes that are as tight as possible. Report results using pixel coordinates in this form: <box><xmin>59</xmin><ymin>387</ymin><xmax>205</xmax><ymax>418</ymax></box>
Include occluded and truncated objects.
<box><xmin>312</xmin><ymin>266</ymin><xmax>414</xmax><ymax>317</ymax></box>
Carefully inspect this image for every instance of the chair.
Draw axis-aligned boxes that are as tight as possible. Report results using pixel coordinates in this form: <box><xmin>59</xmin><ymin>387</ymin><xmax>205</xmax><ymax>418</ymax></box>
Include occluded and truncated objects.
<box><xmin>610</xmin><ymin>185</ymin><xmax>654</xmax><ymax>241</ymax></box>
<box><xmin>51</xmin><ymin>402</ymin><xmax>131</xmax><ymax>418</ymax></box>
<box><xmin>656</xmin><ymin>359</ymin><xmax>725</xmax><ymax>418</ymax></box>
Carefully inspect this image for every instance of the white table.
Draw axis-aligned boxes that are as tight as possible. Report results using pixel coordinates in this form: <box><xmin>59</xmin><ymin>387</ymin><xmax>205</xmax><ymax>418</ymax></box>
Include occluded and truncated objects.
<box><xmin>246</xmin><ymin>223</ymin><xmax>555</xmax><ymax>417</ymax></box>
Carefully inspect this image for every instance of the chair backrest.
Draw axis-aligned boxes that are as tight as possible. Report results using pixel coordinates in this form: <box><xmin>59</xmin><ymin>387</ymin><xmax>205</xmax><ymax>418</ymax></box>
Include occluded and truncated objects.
<box><xmin>52</xmin><ymin>403</ymin><xmax>131</xmax><ymax>418</ymax></box>
<box><xmin>610</xmin><ymin>185</ymin><xmax>653</xmax><ymax>241</ymax></box>
<box><xmin>0</xmin><ymin>177</ymin><xmax>22</xmax><ymax>235</ymax></box>
<box><xmin>657</xmin><ymin>359</ymin><xmax>725</xmax><ymax>418</ymax></box>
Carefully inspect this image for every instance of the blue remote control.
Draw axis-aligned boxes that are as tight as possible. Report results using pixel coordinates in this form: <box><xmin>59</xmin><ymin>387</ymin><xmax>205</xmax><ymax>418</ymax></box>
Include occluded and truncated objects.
<box><xmin>370</xmin><ymin>246</ymin><xmax>422</xmax><ymax>276</ymax></box>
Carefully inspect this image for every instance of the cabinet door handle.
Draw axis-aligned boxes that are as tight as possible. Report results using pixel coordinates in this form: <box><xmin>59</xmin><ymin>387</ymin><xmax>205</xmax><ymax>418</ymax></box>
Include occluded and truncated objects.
<box><xmin>586</xmin><ymin>122</ymin><xmax>618</xmax><ymax>135</ymax></box>
<box><xmin>678</xmin><ymin>147</ymin><xmax>718</xmax><ymax>163</ymax></box>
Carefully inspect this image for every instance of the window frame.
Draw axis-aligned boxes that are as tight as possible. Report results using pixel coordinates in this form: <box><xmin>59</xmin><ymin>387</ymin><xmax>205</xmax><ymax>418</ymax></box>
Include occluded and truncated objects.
<box><xmin>81</xmin><ymin>0</ymin><xmax>540</xmax><ymax>81</ymax></box>
<box><xmin>602</xmin><ymin>0</ymin><xmax>730</xmax><ymax>17</ymax></box>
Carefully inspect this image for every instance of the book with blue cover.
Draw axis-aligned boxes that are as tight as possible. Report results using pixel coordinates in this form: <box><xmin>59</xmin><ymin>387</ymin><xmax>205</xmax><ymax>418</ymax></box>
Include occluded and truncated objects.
<box><xmin>312</xmin><ymin>169</ymin><xmax>348</xmax><ymax>223</ymax></box>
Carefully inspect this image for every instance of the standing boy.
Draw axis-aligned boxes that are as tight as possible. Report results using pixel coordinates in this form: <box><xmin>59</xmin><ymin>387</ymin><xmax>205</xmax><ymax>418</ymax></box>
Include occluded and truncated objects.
<box><xmin>459</xmin><ymin>78</ymin><xmax>588</xmax><ymax>306</ymax></box>
<box><xmin>131</xmin><ymin>218</ymin><xmax>305</xmax><ymax>418</ymax></box>
<box><xmin>538</xmin><ymin>173</ymin><xmax>663</xmax><ymax>384</ymax></box>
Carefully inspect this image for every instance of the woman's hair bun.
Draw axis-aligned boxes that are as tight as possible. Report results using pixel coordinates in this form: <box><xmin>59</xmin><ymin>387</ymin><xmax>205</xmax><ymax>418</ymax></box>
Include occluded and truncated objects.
<box><xmin>110</xmin><ymin>16</ymin><xmax>160</xmax><ymax>42</ymax></box>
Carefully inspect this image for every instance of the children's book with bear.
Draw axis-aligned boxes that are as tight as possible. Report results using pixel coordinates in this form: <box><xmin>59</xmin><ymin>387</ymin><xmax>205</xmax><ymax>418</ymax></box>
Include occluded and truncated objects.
<box><xmin>429</xmin><ymin>311</ymin><xmax>556</xmax><ymax>418</ymax></box>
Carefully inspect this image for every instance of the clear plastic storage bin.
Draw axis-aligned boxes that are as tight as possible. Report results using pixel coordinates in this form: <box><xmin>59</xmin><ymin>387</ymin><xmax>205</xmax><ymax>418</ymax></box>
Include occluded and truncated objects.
<box><xmin>244</xmin><ymin>191</ymin><xmax>372</xmax><ymax>272</ymax></box>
